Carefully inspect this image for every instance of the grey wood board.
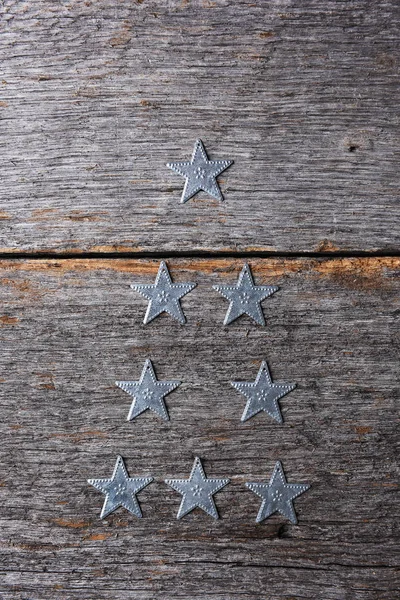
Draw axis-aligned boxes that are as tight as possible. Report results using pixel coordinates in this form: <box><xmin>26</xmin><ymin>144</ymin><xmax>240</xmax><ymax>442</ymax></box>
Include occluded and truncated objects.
<box><xmin>1</xmin><ymin>0</ymin><xmax>399</xmax><ymax>254</ymax></box>
<box><xmin>0</xmin><ymin>257</ymin><xmax>398</xmax><ymax>599</ymax></box>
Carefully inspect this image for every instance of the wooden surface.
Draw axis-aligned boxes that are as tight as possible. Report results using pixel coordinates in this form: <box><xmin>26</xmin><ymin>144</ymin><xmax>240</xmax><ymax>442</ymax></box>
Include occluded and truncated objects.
<box><xmin>1</xmin><ymin>1</ymin><xmax>400</xmax><ymax>599</ymax></box>
<box><xmin>0</xmin><ymin>257</ymin><xmax>399</xmax><ymax>599</ymax></box>
<box><xmin>1</xmin><ymin>0</ymin><xmax>400</xmax><ymax>254</ymax></box>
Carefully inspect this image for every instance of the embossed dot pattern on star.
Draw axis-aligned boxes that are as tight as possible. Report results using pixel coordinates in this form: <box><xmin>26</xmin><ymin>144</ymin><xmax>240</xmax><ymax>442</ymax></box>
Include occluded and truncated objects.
<box><xmin>88</xmin><ymin>455</ymin><xmax>153</xmax><ymax>519</ymax></box>
<box><xmin>116</xmin><ymin>358</ymin><xmax>181</xmax><ymax>422</ymax></box>
<box><xmin>167</xmin><ymin>139</ymin><xmax>233</xmax><ymax>204</ymax></box>
<box><xmin>246</xmin><ymin>461</ymin><xmax>310</xmax><ymax>524</ymax></box>
<box><xmin>213</xmin><ymin>263</ymin><xmax>279</xmax><ymax>325</ymax></box>
<box><xmin>231</xmin><ymin>360</ymin><xmax>296</xmax><ymax>424</ymax></box>
<box><xmin>165</xmin><ymin>457</ymin><xmax>230</xmax><ymax>520</ymax></box>
<box><xmin>131</xmin><ymin>261</ymin><xmax>197</xmax><ymax>325</ymax></box>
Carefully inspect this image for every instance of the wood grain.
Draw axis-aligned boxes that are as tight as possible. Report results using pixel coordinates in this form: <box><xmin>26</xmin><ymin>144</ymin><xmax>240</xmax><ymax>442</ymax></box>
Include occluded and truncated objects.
<box><xmin>1</xmin><ymin>0</ymin><xmax>399</xmax><ymax>254</ymax></box>
<box><xmin>0</xmin><ymin>257</ymin><xmax>398</xmax><ymax>599</ymax></box>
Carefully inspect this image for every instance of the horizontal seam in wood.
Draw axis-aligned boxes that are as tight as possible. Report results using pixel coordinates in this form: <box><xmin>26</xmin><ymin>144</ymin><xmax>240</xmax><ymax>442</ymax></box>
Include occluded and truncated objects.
<box><xmin>0</xmin><ymin>250</ymin><xmax>399</xmax><ymax>261</ymax></box>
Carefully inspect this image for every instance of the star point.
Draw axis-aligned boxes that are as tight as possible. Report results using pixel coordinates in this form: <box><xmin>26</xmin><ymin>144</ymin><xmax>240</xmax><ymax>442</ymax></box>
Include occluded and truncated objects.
<box><xmin>131</xmin><ymin>261</ymin><xmax>196</xmax><ymax>325</ymax></box>
<box><xmin>165</xmin><ymin>457</ymin><xmax>230</xmax><ymax>520</ymax></box>
<box><xmin>231</xmin><ymin>360</ymin><xmax>296</xmax><ymax>424</ymax></box>
<box><xmin>116</xmin><ymin>358</ymin><xmax>181</xmax><ymax>422</ymax></box>
<box><xmin>167</xmin><ymin>139</ymin><xmax>233</xmax><ymax>204</ymax></box>
<box><xmin>246</xmin><ymin>461</ymin><xmax>310</xmax><ymax>524</ymax></box>
<box><xmin>88</xmin><ymin>455</ymin><xmax>153</xmax><ymax>519</ymax></box>
<box><xmin>213</xmin><ymin>263</ymin><xmax>279</xmax><ymax>326</ymax></box>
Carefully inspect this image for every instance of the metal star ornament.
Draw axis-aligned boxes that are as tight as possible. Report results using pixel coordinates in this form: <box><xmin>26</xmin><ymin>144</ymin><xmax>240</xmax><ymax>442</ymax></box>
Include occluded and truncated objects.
<box><xmin>116</xmin><ymin>359</ymin><xmax>181</xmax><ymax>422</ymax></box>
<box><xmin>213</xmin><ymin>263</ymin><xmax>279</xmax><ymax>325</ymax></box>
<box><xmin>88</xmin><ymin>455</ymin><xmax>153</xmax><ymax>519</ymax></box>
<box><xmin>131</xmin><ymin>261</ymin><xmax>196</xmax><ymax>325</ymax></box>
<box><xmin>246</xmin><ymin>461</ymin><xmax>310</xmax><ymax>524</ymax></box>
<box><xmin>167</xmin><ymin>139</ymin><xmax>233</xmax><ymax>203</ymax></box>
<box><xmin>165</xmin><ymin>457</ymin><xmax>230</xmax><ymax>520</ymax></box>
<box><xmin>231</xmin><ymin>361</ymin><xmax>296</xmax><ymax>424</ymax></box>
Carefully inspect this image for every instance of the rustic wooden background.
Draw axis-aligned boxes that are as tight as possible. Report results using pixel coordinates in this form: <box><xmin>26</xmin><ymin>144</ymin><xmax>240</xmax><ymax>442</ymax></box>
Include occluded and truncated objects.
<box><xmin>0</xmin><ymin>2</ymin><xmax>399</xmax><ymax>600</ymax></box>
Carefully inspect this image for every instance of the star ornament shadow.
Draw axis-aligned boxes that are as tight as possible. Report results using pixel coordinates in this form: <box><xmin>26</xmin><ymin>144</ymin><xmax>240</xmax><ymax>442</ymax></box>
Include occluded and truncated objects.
<box><xmin>246</xmin><ymin>461</ymin><xmax>310</xmax><ymax>524</ymax></box>
<box><xmin>131</xmin><ymin>261</ymin><xmax>196</xmax><ymax>325</ymax></box>
<box><xmin>213</xmin><ymin>263</ymin><xmax>279</xmax><ymax>326</ymax></box>
<box><xmin>116</xmin><ymin>358</ymin><xmax>181</xmax><ymax>422</ymax></box>
<box><xmin>165</xmin><ymin>457</ymin><xmax>230</xmax><ymax>520</ymax></box>
<box><xmin>231</xmin><ymin>360</ymin><xmax>296</xmax><ymax>424</ymax></box>
<box><xmin>167</xmin><ymin>139</ymin><xmax>233</xmax><ymax>204</ymax></box>
<box><xmin>88</xmin><ymin>455</ymin><xmax>153</xmax><ymax>519</ymax></box>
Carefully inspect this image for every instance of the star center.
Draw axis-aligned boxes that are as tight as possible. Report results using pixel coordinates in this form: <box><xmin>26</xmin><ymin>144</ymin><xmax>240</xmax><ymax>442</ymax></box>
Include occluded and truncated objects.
<box><xmin>239</xmin><ymin>291</ymin><xmax>251</xmax><ymax>305</ymax></box>
<box><xmin>156</xmin><ymin>290</ymin><xmax>170</xmax><ymax>303</ymax></box>
<box><xmin>142</xmin><ymin>388</ymin><xmax>154</xmax><ymax>401</ymax></box>
<box><xmin>114</xmin><ymin>482</ymin><xmax>127</xmax><ymax>497</ymax></box>
<box><xmin>271</xmin><ymin>489</ymin><xmax>283</xmax><ymax>502</ymax></box>
<box><xmin>255</xmin><ymin>390</ymin><xmax>270</xmax><ymax>402</ymax></box>
<box><xmin>191</xmin><ymin>484</ymin><xmax>203</xmax><ymax>497</ymax></box>
<box><xmin>195</xmin><ymin>166</ymin><xmax>206</xmax><ymax>180</ymax></box>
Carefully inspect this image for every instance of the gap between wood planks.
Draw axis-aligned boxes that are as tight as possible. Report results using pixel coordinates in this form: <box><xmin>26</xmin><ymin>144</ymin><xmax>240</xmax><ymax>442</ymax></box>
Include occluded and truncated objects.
<box><xmin>0</xmin><ymin>249</ymin><xmax>399</xmax><ymax>261</ymax></box>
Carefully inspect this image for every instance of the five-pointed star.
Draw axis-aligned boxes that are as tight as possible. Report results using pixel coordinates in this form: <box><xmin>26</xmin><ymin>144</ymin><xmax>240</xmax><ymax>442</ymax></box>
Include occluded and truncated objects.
<box><xmin>116</xmin><ymin>359</ymin><xmax>181</xmax><ymax>422</ymax></box>
<box><xmin>165</xmin><ymin>457</ymin><xmax>230</xmax><ymax>520</ymax></box>
<box><xmin>88</xmin><ymin>455</ymin><xmax>153</xmax><ymax>519</ymax></box>
<box><xmin>231</xmin><ymin>361</ymin><xmax>296</xmax><ymax>424</ymax></box>
<box><xmin>213</xmin><ymin>263</ymin><xmax>279</xmax><ymax>325</ymax></box>
<box><xmin>167</xmin><ymin>139</ymin><xmax>233</xmax><ymax>203</ymax></box>
<box><xmin>131</xmin><ymin>261</ymin><xmax>196</xmax><ymax>325</ymax></box>
<box><xmin>246</xmin><ymin>461</ymin><xmax>310</xmax><ymax>524</ymax></box>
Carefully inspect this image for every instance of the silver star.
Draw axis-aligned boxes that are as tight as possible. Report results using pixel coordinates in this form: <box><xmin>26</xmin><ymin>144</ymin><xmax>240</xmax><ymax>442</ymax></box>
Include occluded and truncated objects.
<box><xmin>213</xmin><ymin>263</ymin><xmax>279</xmax><ymax>325</ymax></box>
<box><xmin>167</xmin><ymin>139</ymin><xmax>233</xmax><ymax>203</ymax></box>
<box><xmin>131</xmin><ymin>261</ymin><xmax>196</xmax><ymax>325</ymax></box>
<box><xmin>231</xmin><ymin>361</ymin><xmax>296</xmax><ymax>424</ymax></box>
<box><xmin>165</xmin><ymin>457</ymin><xmax>230</xmax><ymax>520</ymax></box>
<box><xmin>88</xmin><ymin>455</ymin><xmax>153</xmax><ymax>519</ymax></box>
<box><xmin>246</xmin><ymin>461</ymin><xmax>310</xmax><ymax>524</ymax></box>
<box><xmin>116</xmin><ymin>359</ymin><xmax>181</xmax><ymax>422</ymax></box>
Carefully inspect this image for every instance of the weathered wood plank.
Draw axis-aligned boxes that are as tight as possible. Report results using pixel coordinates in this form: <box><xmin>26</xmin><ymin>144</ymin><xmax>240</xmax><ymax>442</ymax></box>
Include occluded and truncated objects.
<box><xmin>0</xmin><ymin>257</ymin><xmax>398</xmax><ymax>599</ymax></box>
<box><xmin>1</xmin><ymin>0</ymin><xmax>399</xmax><ymax>253</ymax></box>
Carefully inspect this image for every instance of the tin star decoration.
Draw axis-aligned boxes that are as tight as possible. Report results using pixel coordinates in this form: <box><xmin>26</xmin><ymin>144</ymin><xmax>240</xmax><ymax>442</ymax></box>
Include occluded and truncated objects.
<box><xmin>231</xmin><ymin>361</ymin><xmax>296</xmax><ymax>424</ymax></box>
<box><xmin>88</xmin><ymin>455</ymin><xmax>153</xmax><ymax>519</ymax></box>
<box><xmin>167</xmin><ymin>139</ymin><xmax>233</xmax><ymax>203</ymax></box>
<box><xmin>213</xmin><ymin>263</ymin><xmax>279</xmax><ymax>325</ymax></box>
<box><xmin>246</xmin><ymin>461</ymin><xmax>310</xmax><ymax>524</ymax></box>
<box><xmin>116</xmin><ymin>359</ymin><xmax>181</xmax><ymax>422</ymax></box>
<box><xmin>165</xmin><ymin>457</ymin><xmax>230</xmax><ymax>520</ymax></box>
<box><xmin>131</xmin><ymin>261</ymin><xmax>196</xmax><ymax>325</ymax></box>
